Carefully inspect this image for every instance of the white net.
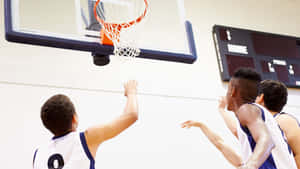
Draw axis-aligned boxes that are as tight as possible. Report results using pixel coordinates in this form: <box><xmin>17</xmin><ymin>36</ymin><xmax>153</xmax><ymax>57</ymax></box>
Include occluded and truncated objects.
<box><xmin>94</xmin><ymin>0</ymin><xmax>148</xmax><ymax>58</ymax></box>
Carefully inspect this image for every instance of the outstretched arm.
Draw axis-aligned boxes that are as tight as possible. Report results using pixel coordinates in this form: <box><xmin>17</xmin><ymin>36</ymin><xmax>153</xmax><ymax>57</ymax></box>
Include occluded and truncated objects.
<box><xmin>237</xmin><ymin>104</ymin><xmax>274</xmax><ymax>169</ymax></box>
<box><xmin>182</xmin><ymin>120</ymin><xmax>243</xmax><ymax>167</ymax></box>
<box><xmin>276</xmin><ymin>114</ymin><xmax>300</xmax><ymax>169</ymax></box>
<box><xmin>219</xmin><ymin>96</ymin><xmax>238</xmax><ymax>138</ymax></box>
<box><xmin>85</xmin><ymin>80</ymin><xmax>139</xmax><ymax>158</ymax></box>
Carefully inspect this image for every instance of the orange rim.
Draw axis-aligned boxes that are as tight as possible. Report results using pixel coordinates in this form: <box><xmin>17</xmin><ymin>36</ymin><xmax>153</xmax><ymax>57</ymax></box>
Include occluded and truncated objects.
<box><xmin>94</xmin><ymin>0</ymin><xmax>148</xmax><ymax>31</ymax></box>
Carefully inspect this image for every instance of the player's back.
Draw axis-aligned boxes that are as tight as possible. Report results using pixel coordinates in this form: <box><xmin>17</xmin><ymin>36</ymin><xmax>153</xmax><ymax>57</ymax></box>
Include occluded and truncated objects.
<box><xmin>237</xmin><ymin>103</ymin><xmax>297</xmax><ymax>169</ymax></box>
<box><xmin>33</xmin><ymin>132</ymin><xmax>94</xmax><ymax>169</ymax></box>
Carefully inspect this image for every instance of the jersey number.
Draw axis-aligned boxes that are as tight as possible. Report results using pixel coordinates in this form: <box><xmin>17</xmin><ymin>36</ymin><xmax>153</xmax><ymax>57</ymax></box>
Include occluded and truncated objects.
<box><xmin>48</xmin><ymin>154</ymin><xmax>64</xmax><ymax>169</ymax></box>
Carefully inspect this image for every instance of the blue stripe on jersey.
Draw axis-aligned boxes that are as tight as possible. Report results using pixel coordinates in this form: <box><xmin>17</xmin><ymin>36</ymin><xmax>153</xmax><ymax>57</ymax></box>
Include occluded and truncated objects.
<box><xmin>253</xmin><ymin>105</ymin><xmax>265</xmax><ymax>121</ymax></box>
<box><xmin>273</xmin><ymin>112</ymin><xmax>294</xmax><ymax>154</ymax></box>
<box><xmin>240</xmin><ymin>104</ymin><xmax>277</xmax><ymax>169</ymax></box>
<box><xmin>277</xmin><ymin>125</ymin><xmax>292</xmax><ymax>154</ymax></box>
<box><xmin>240</xmin><ymin>125</ymin><xmax>277</xmax><ymax>169</ymax></box>
<box><xmin>80</xmin><ymin>132</ymin><xmax>95</xmax><ymax>169</ymax></box>
<box><xmin>33</xmin><ymin>149</ymin><xmax>38</xmax><ymax>166</ymax></box>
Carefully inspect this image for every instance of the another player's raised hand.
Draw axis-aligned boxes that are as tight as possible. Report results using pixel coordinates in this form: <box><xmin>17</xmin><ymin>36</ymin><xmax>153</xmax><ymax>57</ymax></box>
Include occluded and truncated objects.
<box><xmin>124</xmin><ymin>80</ymin><xmax>138</xmax><ymax>97</ymax></box>
<box><xmin>181</xmin><ymin>120</ymin><xmax>201</xmax><ymax>128</ymax></box>
<box><xmin>218</xmin><ymin>96</ymin><xmax>227</xmax><ymax>110</ymax></box>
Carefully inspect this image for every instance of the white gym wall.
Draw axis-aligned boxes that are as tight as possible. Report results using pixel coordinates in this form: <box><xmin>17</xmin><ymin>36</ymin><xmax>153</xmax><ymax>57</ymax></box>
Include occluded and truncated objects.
<box><xmin>0</xmin><ymin>0</ymin><xmax>300</xmax><ymax>169</ymax></box>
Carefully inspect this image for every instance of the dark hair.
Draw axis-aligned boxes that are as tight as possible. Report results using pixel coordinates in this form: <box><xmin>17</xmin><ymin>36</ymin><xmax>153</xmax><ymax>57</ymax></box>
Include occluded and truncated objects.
<box><xmin>41</xmin><ymin>94</ymin><xmax>76</xmax><ymax>136</ymax></box>
<box><xmin>232</xmin><ymin>68</ymin><xmax>262</xmax><ymax>103</ymax></box>
<box><xmin>233</xmin><ymin>68</ymin><xmax>262</xmax><ymax>82</ymax></box>
<box><xmin>258</xmin><ymin>80</ymin><xmax>287</xmax><ymax>112</ymax></box>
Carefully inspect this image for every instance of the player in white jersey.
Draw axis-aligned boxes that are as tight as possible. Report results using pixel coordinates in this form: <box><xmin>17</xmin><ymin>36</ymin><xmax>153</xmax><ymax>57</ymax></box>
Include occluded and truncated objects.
<box><xmin>236</xmin><ymin>103</ymin><xmax>297</xmax><ymax>169</ymax></box>
<box><xmin>255</xmin><ymin>80</ymin><xmax>300</xmax><ymax>168</ymax></box>
<box><xmin>33</xmin><ymin>80</ymin><xmax>139</xmax><ymax>169</ymax></box>
<box><xmin>219</xmin><ymin>79</ymin><xmax>300</xmax><ymax>169</ymax></box>
<box><xmin>182</xmin><ymin>68</ymin><xmax>296</xmax><ymax>169</ymax></box>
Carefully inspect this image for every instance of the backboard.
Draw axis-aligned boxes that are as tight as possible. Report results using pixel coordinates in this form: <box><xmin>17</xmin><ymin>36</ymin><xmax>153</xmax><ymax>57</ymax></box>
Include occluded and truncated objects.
<box><xmin>213</xmin><ymin>25</ymin><xmax>300</xmax><ymax>88</ymax></box>
<box><xmin>4</xmin><ymin>0</ymin><xmax>197</xmax><ymax>66</ymax></box>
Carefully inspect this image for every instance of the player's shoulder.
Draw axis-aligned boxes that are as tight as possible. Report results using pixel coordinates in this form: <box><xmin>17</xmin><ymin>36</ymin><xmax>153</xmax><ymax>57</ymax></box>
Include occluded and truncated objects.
<box><xmin>237</xmin><ymin>103</ymin><xmax>263</xmax><ymax>124</ymax></box>
<box><xmin>237</xmin><ymin>103</ymin><xmax>261</xmax><ymax>117</ymax></box>
<box><xmin>238</xmin><ymin>103</ymin><xmax>260</xmax><ymax>112</ymax></box>
<box><xmin>276</xmin><ymin>112</ymin><xmax>298</xmax><ymax>122</ymax></box>
<box><xmin>276</xmin><ymin>113</ymin><xmax>300</xmax><ymax>128</ymax></box>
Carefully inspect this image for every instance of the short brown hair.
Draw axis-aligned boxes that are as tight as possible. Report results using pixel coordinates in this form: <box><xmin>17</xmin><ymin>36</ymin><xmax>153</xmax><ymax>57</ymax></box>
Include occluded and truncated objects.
<box><xmin>258</xmin><ymin>80</ymin><xmax>287</xmax><ymax>112</ymax></box>
<box><xmin>41</xmin><ymin>94</ymin><xmax>76</xmax><ymax>136</ymax></box>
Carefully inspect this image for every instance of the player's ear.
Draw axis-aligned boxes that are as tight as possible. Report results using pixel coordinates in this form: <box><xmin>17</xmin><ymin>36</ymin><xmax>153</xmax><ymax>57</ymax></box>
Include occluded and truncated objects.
<box><xmin>231</xmin><ymin>86</ymin><xmax>236</xmax><ymax>97</ymax></box>
<box><xmin>255</xmin><ymin>94</ymin><xmax>264</xmax><ymax>104</ymax></box>
<box><xmin>72</xmin><ymin>114</ymin><xmax>78</xmax><ymax>129</ymax></box>
<box><xmin>228</xmin><ymin>79</ymin><xmax>237</xmax><ymax>97</ymax></box>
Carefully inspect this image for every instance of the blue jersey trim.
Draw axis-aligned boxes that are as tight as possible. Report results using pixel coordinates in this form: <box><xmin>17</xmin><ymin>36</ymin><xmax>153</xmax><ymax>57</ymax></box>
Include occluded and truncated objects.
<box><xmin>240</xmin><ymin>124</ymin><xmax>277</xmax><ymax>169</ymax></box>
<box><xmin>80</xmin><ymin>132</ymin><xmax>95</xmax><ymax>169</ymax></box>
<box><xmin>33</xmin><ymin>149</ymin><xmax>38</xmax><ymax>166</ymax></box>
<box><xmin>255</xmin><ymin>104</ymin><xmax>265</xmax><ymax>121</ymax></box>
<box><xmin>274</xmin><ymin>112</ymin><xmax>294</xmax><ymax>154</ymax></box>
<box><xmin>277</xmin><ymin>125</ymin><xmax>292</xmax><ymax>154</ymax></box>
<box><xmin>241</xmin><ymin>104</ymin><xmax>277</xmax><ymax>169</ymax></box>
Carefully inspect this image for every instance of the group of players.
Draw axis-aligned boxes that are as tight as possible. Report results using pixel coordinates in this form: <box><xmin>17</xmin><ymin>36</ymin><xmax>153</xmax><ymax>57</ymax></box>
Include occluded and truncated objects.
<box><xmin>182</xmin><ymin>68</ymin><xmax>300</xmax><ymax>169</ymax></box>
<box><xmin>32</xmin><ymin>68</ymin><xmax>299</xmax><ymax>169</ymax></box>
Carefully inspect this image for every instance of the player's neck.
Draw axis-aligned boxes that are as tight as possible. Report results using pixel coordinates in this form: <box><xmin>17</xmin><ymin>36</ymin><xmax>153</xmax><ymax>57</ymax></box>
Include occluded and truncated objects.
<box><xmin>53</xmin><ymin>131</ymin><xmax>72</xmax><ymax>139</ymax></box>
<box><xmin>269</xmin><ymin>110</ymin><xmax>279</xmax><ymax>116</ymax></box>
<box><xmin>54</xmin><ymin>129</ymin><xmax>76</xmax><ymax>138</ymax></box>
<box><xmin>233</xmin><ymin>99</ymin><xmax>245</xmax><ymax>112</ymax></box>
<box><xmin>261</xmin><ymin>103</ymin><xmax>278</xmax><ymax>116</ymax></box>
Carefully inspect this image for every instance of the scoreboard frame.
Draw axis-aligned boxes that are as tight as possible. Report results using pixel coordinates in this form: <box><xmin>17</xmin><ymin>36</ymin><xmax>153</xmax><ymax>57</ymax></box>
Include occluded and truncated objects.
<box><xmin>213</xmin><ymin>25</ymin><xmax>300</xmax><ymax>88</ymax></box>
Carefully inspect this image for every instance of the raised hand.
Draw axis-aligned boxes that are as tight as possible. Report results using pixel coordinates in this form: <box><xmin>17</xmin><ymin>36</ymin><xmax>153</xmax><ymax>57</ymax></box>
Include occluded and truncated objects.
<box><xmin>218</xmin><ymin>96</ymin><xmax>227</xmax><ymax>110</ymax></box>
<box><xmin>181</xmin><ymin>120</ymin><xmax>201</xmax><ymax>128</ymax></box>
<box><xmin>124</xmin><ymin>80</ymin><xmax>138</xmax><ymax>97</ymax></box>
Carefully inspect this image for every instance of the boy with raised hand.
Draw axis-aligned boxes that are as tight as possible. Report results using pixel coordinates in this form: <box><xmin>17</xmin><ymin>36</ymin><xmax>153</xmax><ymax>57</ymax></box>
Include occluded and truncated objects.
<box><xmin>33</xmin><ymin>80</ymin><xmax>138</xmax><ymax>169</ymax></box>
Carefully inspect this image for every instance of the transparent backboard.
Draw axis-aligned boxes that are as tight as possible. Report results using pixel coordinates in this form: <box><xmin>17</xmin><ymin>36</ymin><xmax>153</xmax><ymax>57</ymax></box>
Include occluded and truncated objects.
<box><xmin>5</xmin><ymin>0</ymin><xmax>197</xmax><ymax>65</ymax></box>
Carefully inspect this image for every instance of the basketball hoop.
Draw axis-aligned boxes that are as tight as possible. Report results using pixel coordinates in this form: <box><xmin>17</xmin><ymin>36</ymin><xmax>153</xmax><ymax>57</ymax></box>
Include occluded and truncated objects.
<box><xmin>94</xmin><ymin>0</ymin><xmax>149</xmax><ymax>58</ymax></box>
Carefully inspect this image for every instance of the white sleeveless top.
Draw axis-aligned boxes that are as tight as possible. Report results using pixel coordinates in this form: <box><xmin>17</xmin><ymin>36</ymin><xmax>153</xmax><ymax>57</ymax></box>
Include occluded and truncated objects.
<box><xmin>33</xmin><ymin>132</ymin><xmax>95</xmax><ymax>169</ymax></box>
<box><xmin>236</xmin><ymin>103</ymin><xmax>297</xmax><ymax>169</ymax></box>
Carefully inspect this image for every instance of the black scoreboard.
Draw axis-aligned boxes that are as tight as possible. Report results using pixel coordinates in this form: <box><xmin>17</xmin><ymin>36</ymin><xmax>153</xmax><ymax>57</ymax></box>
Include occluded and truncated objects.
<box><xmin>213</xmin><ymin>25</ymin><xmax>300</xmax><ymax>88</ymax></box>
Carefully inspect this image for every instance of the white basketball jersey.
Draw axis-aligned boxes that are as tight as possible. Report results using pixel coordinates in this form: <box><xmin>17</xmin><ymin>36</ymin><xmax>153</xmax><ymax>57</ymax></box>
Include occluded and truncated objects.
<box><xmin>236</xmin><ymin>103</ymin><xmax>297</xmax><ymax>169</ymax></box>
<box><xmin>33</xmin><ymin>132</ymin><xmax>94</xmax><ymax>169</ymax></box>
